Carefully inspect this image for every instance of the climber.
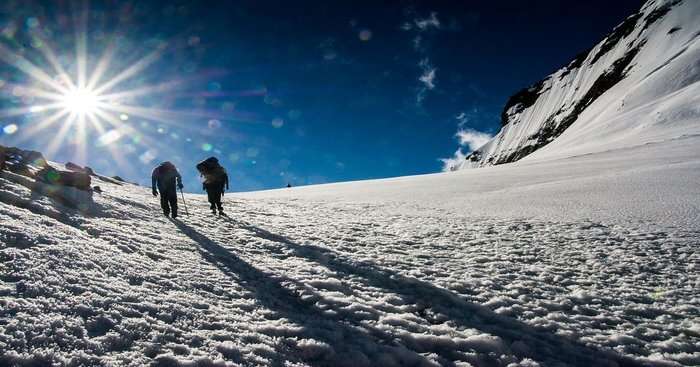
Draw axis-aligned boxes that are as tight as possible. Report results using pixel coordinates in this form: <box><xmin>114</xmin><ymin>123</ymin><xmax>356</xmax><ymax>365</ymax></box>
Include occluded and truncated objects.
<box><xmin>196</xmin><ymin>157</ymin><xmax>229</xmax><ymax>215</ymax></box>
<box><xmin>151</xmin><ymin>161</ymin><xmax>183</xmax><ymax>218</ymax></box>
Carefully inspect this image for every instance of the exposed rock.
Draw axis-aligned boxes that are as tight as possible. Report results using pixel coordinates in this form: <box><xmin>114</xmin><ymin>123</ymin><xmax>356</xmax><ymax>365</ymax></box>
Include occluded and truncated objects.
<box><xmin>642</xmin><ymin>0</ymin><xmax>682</xmax><ymax>30</ymax></box>
<box><xmin>35</xmin><ymin>166</ymin><xmax>92</xmax><ymax>191</ymax></box>
<box><xmin>500</xmin><ymin>80</ymin><xmax>546</xmax><ymax>127</ymax></box>
<box><xmin>559</xmin><ymin>49</ymin><xmax>591</xmax><ymax>80</ymax></box>
<box><xmin>0</xmin><ymin>145</ymin><xmax>47</xmax><ymax>176</ymax></box>
<box><xmin>65</xmin><ymin>162</ymin><xmax>84</xmax><ymax>172</ymax></box>
<box><xmin>590</xmin><ymin>13</ymin><xmax>642</xmax><ymax>64</ymax></box>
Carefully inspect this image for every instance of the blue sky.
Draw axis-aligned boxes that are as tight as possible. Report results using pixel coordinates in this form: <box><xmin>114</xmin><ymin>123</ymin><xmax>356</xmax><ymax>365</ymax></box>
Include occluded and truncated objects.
<box><xmin>0</xmin><ymin>0</ymin><xmax>642</xmax><ymax>192</ymax></box>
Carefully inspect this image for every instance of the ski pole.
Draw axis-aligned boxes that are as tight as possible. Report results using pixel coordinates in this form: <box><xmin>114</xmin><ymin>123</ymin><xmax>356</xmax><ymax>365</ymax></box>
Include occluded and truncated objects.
<box><xmin>179</xmin><ymin>187</ymin><xmax>189</xmax><ymax>216</ymax></box>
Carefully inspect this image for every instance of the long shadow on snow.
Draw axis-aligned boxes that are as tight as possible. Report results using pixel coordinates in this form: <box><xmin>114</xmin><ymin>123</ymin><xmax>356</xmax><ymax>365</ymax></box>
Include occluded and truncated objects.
<box><xmin>224</xmin><ymin>217</ymin><xmax>646</xmax><ymax>367</ymax></box>
<box><xmin>170</xmin><ymin>218</ymin><xmax>447</xmax><ymax>367</ymax></box>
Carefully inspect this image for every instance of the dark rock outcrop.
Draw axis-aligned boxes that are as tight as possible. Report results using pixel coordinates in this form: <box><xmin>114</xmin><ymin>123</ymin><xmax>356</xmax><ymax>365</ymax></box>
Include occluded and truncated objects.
<box><xmin>500</xmin><ymin>81</ymin><xmax>546</xmax><ymax>127</ymax></box>
<box><xmin>1</xmin><ymin>145</ymin><xmax>91</xmax><ymax>191</ymax></box>
<box><xmin>35</xmin><ymin>166</ymin><xmax>92</xmax><ymax>191</ymax></box>
<box><xmin>0</xmin><ymin>145</ymin><xmax>48</xmax><ymax>176</ymax></box>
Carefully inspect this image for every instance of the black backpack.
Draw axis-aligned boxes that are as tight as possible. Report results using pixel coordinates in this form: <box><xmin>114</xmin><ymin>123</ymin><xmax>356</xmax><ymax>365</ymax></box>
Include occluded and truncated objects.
<box><xmin>196</xmin><ymin>157</ymin><xmax>220</xmax><ymax>174</ymax></box>
<box><xmin>197</xmin><ymin>157</ymin><xmax>226</xmax><ymax>185</ymax></box>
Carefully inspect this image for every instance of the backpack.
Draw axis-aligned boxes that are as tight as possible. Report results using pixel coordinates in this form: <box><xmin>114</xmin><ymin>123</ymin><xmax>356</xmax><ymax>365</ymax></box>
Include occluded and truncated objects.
<box><xmin>159</xmin><ymin>161</ymin><xmax>175</xmax><ymax>171</ymax></box>
<box><xmin>197</xmin><ymin>157</ymin><xmax>226</xmax><ymax>185</ymax></box>
<box><xmin>196</xmin><ymin>157</ymin><xmax>219</xmax><ymax>174</ymax></box>
<box><xmin>156</xmin><ymin>161</ymin><xmax>177</xmax><ymax>177</ymax></box>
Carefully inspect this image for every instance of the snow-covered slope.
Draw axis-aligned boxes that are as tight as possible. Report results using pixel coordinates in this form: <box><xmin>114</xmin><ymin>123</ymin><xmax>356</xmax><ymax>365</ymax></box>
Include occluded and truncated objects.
<box><xmin>2</xmin><ymin>129</ymin><xmax>699</xmax><ymax>366</ymax></box>
<box><xmin>459</xmin><ymin>0</ymin><xmax>700</xmax><ymax>168</ymax></box>
<box><xmin>1</xmin><ymin>0</ymin><xmax>699</xmax><ymax>364</ymax></box>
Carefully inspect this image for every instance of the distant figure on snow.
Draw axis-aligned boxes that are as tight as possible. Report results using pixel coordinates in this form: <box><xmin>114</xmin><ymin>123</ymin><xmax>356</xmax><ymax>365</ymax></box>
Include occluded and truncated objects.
<box><xmin>196</xmin><ymin>157</ymin><xmax>229</xmax><ymax>215</ymax></box>
<box><xmin>0</xmin><ymin>146</ymin><xmax>6</xmax><ymax>171</ymax></box>
<box><xmin>151</xmin><ymin>161</ymin><xmax>183</xmax><ymax>218</ymax></box>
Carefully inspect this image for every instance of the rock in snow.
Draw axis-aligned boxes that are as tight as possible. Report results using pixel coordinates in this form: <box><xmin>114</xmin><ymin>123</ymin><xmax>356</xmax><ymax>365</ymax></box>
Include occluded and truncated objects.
<box><xmin>1</xmin><ymin>0</ymin><xmax>699</xmax><ymax>366</ymax></box>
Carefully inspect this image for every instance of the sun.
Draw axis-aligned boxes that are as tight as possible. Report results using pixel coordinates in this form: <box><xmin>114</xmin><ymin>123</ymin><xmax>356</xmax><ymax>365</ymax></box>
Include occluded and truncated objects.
<box><xmin>0</xmin><ymin>3</ymin><xmax>228</xmax><ymax>176</ymax></box>
<box><xmin>60</xmin><ymin>87</ymin><xmax>100</xmax><ymax>116</ymax></box>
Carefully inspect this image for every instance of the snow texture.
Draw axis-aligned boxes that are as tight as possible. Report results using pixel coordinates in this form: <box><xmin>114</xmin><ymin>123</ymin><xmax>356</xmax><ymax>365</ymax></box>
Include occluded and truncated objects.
<box><xmin>1</xmin><ymin>128</ymin><xmax>699</xmax><ymax>366</ymax></box>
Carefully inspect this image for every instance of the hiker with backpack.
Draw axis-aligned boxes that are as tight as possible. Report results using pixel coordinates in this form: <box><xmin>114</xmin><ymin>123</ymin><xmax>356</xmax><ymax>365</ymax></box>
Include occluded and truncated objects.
<box><xmin>196</xmin><ymin>157</ymin><xmax>229</xmax><ymax>215</ymax></box>
<box><xmin>151</xmin><ymin>161</ymin><xmax>184</xmax><ymax>218</ymax></box>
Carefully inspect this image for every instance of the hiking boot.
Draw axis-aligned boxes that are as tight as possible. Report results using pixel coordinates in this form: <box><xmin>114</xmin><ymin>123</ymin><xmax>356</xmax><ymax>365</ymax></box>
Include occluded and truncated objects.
<box><xmin>218</xmin><ymin>210</ymin><xmax>225</xmax><ymax>216</ymax></box>
<box><xmin>172</xmin><ymin>212</ymin><xmax>178</xmax><ymax>219</ymax></box>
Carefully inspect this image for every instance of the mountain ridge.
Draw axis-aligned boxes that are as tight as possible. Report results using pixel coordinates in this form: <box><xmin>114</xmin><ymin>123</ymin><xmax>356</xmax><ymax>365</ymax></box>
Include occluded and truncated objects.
<box><xmin>456</xmin><ymin>0</ymin><xmax>698</xmax><ymax>169</ymax></box>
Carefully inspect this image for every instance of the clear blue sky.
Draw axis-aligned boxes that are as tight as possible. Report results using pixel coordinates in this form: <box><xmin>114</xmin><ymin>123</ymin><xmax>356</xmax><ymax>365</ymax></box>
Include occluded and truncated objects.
<box><xmin>0</xmin><ymin>0</ymin><xmax>642</xmax><ymax>191</ymax></box>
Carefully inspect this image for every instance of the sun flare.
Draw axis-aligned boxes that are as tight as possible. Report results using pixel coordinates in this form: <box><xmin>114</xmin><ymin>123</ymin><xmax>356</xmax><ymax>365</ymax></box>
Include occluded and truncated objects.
<box><xmin>60</xmin><ymin>88</ymin><xmax>100</xmax><ymax>116</ymax></box>
<box><xmin>0</xmin><ymin>3</ymin><xmax>233</xmax><ymax>179</ymax></box>
<box><xmin>0</xmin><ymin>6</ymin><xmax>178</xmax><ymax>175</ymax></box>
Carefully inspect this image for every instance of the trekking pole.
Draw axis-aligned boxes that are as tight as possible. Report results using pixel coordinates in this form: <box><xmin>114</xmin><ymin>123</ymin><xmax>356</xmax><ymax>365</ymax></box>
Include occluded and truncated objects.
<box><xmin>179</xmin><ymin>188</ymin><xmax>189</xmax><ymax>216</ymax></box>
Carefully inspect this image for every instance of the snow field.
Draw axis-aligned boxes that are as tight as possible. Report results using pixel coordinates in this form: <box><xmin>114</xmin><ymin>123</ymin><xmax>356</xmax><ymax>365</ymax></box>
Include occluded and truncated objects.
<box><xmin>1</xmin><ymin>140</ymin><xmax>699</xmax><ymax>366</ymax></box>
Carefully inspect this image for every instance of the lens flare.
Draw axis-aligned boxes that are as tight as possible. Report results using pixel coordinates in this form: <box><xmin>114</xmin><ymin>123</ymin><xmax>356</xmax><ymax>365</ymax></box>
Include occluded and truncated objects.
<box><xmin>97</xmin><ymin>129</ymin><xmax>122</xmax><ymax>146</ymax></box>
<box><xmin>359</xmin><ymin>29</ymin><xmax>372</xmax><ymax>41</ymax></box>
<box><xmin>0</xmin><ymin>4</ymin><xmax>232</xmax><ymax>180</ymax></box>
<box><xmin>3</xmin><ymin>123</ymin><xmax>18</xmax><ymax>134</ymax></box>
<box><xmin>60</xmin><ymin>88</ymin><xmax>99</xmax><ymax>115</ymax></box>
<box><xmin>271</xmin><ymin>117</ymin><xmax>284</xmax><ymax>128</ymax></box>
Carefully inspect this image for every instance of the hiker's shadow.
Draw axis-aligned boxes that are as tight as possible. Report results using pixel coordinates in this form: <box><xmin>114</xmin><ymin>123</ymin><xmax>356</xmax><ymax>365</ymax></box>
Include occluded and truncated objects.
<box><xmin>169</xmin><ymin>219</ymin><xmax>434</xmax><ymax>366</ymax></box>
<box><xmin>221</xmin><ymin>217</ymin><xmax>643</xmax><ymax>367</ymax></box>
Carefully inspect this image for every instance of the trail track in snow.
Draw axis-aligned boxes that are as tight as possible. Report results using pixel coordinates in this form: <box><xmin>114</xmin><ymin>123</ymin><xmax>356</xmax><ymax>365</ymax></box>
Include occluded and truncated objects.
<box><xmin>1</xmin><ymin>165</ymin><xmax>698</xmax><ymax>366</ymax></box>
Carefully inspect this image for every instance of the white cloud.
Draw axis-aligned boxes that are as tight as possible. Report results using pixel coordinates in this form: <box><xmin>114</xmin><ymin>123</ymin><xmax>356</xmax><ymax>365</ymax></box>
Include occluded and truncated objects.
<box><xmin>416</xmin><ymin>88</ymin><xmax>427</xmax><ymax>104</ymax></box>
<box><xmin>415</xmin><ymin>12</ymin><xmax>440</xmax><ymax>31</ymax></box>
<box><xmin>455</xmin><ymin>108</ymin><xmax>482</xmax><ymax>127</ymax></box>
<box><xmin>419</xmin><ymin>68</ymin><xmax>436</xmax><ymax>90</ymax></box>
<box><xmin>456</xmin><ymin>128</ymin><xmax>492</xmax><ymax>152</ymax></box>
<box><xmin>404</xmin><ymin>12</ymin><xmax>441</xmax><ymax>32</ymax></box>
<box><xmin>405</xmin><ymin>13</ymin><xmax>440</xmax><ymax>51</ymax></box>
<box><xmin>403</xmin><ymin>12</ymin><xmax>441</xmax><ymax>106</ymax></box>
<box><xmin>440</xmin><ymin>148</ymin><xmax>467</xmax><ymax>172</ymax></box>
<box><xmin>439</xmin><ymin>127</ymin><xmax>493</xmax><ymax>172</ymax></box>
<box><xmin>456</xmin><ymin>112</ymin><xmax>468</xmax><ymax>125</ymax></box>
<box><xmin>413</xmin><ymin>35</ymin><xmax>422</xmax><ymax>50</ymax></box>
<box><xmin>416</xmin><ymin>59</ymin><xmax>437</xmax><ymax>104</ymax></box>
